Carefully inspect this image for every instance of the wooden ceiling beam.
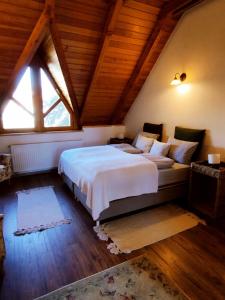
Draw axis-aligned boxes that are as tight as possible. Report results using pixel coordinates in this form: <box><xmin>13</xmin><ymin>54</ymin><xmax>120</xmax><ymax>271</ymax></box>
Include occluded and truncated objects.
<box><xmin>45</xmin><ymin>0</ymin><xmax>55</xmax><ymax>19</ymax></box>
<box><xmin>172</xmin><ymin>0</ymin><xmax>204</xmax><ymax>18</ymax></box>
<box><xmin>49</xmin><ymin>21</ymin><xmax>81</xmax><ymax>129</ymax></box>
<box><xmin>162</xmin><ymin>0</ymin><xmax>204</xmax><ymax>18</ymax></box>
<box><xmin>80</xmin><ymin>0</ymin><xmax>124</xmax><ymax>122</ymax></box>
<box><xmin>111</xmin><ymin>0</ymin><xmax>204</xmax><ymax>124</ymax></box>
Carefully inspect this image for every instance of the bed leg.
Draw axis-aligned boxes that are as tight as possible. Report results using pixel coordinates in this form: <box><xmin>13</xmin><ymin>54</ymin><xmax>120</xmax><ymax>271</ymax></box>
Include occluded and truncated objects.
<box><xmin>73</xmin><ymin>183</ymin><xmax>79</xmax><ymax>201</ymax></box>
<box><xmin>96</xmin><ymin>220</ymin><xmax>100</xmax><ymax>227</ymax></box>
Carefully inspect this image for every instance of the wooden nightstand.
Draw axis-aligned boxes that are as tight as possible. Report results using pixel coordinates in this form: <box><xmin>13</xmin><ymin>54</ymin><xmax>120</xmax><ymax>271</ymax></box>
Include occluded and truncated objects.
<box><xmin>189</xmin><ymin>161</ymin><xmax>225</xmax><ymax>218</ymax></box>
<box><xmin>108</xmin><ymin>137</ymin><xmax>133</xmax><ymax>145</ymax></box>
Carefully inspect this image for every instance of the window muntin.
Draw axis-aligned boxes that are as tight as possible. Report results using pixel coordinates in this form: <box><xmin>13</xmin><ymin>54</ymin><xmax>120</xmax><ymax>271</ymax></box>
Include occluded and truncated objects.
<box><xmin>44</xmin><ymin>102</ymin><xmax>70</xmax><ymax>127</ymax></box>
<box><xmin>40</xmin><ymin>69</ymin><xmax>59</xmax><ymax>114</ymax></box>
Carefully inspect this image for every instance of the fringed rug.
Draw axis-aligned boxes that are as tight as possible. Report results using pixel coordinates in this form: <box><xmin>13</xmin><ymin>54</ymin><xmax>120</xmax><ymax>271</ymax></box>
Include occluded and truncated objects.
<box><xmin>35</xmin><ymin>254</ymin><xmax>188</xmax><ymax>300</ymax></box>
<box><xmin>94</xmin><ymin>204</ymin><xmax>205</xmax><ymax>254</ymax></box>
<box><xmin>14</xmin><ymin>186</ymin><xmax>71</xmax><ymax>235</ymax></box>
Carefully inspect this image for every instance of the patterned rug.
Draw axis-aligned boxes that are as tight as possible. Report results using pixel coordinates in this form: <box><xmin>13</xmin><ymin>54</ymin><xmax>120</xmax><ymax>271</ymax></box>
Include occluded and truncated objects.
<box><xmin>36</xmin><ymin>254</ymin><xmax>187</xmax><ymax>300</ymax></box>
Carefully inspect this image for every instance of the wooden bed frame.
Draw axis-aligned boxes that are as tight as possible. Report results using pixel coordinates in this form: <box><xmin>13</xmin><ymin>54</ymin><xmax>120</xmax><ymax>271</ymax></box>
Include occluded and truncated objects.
<box><xmin>62</xmin><ymin>173</ymin><xmax>189</xmax><ymax>225</ymax></box>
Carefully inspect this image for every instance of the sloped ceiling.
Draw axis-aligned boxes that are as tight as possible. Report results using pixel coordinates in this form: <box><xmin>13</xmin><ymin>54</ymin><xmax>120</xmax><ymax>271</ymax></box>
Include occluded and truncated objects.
<box><xmin>0</xmin><ymin>0</ymin><xmax>204</xmax><ymax>127</ymax></box>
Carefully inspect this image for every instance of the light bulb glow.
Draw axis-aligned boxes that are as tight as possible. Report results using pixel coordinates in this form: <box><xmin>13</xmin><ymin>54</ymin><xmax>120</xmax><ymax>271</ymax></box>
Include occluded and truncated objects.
<box><xmin>171</xmin><ymin>78</ymin><xmax>181</xmax><ymax>86</ymax></box>
<box><xmin>177</xmin><ymin>83</ymin><xmax>190</xmax><ymax>94</ymax></box>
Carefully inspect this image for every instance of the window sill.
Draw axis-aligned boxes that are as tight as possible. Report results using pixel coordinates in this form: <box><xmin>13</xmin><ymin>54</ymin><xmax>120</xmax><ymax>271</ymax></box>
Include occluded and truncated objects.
<box><xmin>0</xmin><ymin>129</ymin><xmax>83</xmax><ymax>137</ymax></box>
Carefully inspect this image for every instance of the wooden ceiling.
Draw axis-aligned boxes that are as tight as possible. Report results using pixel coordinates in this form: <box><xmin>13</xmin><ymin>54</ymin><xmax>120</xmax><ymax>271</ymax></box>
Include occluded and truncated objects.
<box><xmin>0</xmin><ymin>0</ymin><xmax>204</xmax><ymax>128</ymax></box>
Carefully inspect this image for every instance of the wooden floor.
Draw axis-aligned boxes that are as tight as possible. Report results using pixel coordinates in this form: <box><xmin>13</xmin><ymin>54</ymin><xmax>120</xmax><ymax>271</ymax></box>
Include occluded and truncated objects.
<box><xmin>0</xmin><ymin>172</ymin><xmax>225</xmax><ymax>300</ymax></box>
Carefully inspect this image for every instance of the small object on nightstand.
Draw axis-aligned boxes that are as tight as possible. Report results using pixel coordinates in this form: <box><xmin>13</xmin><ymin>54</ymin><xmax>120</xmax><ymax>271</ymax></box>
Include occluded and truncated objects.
<box><xmin>108</xmin><ymin>137</ymin><xmax>133</xmax><ymax>145</ymax></box>
<box><xmin>117</xmin><ymin>132</ymin><xmax>124</xmax><ymax>139</ymax></box>
<box><xmin>189</xmin><ymin>161</ymin><xmax>225</xmax><ymax>219</ymax></box>
<box><xmin>208</xmin><ymin>153</ymin><xmax>220</xmax><ymax>165</ymax></box>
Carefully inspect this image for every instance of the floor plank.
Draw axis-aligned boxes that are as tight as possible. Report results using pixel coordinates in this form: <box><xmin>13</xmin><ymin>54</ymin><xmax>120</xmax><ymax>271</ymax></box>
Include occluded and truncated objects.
<box><xmin>0</xmin><ymin>172</ymin><xmax>225</xmax><ymax>300</ymax></box>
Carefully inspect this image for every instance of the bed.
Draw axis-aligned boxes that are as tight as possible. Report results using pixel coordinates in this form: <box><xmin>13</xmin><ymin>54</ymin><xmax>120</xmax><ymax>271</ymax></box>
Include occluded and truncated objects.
<box><xmin>59</xmin><ymin>145</ymin><xmax>190</xmax><ymax>224</ymax></box>
<box><xmin>59</xmin><ymin>124</ymin><xmax>205</xmax><ymax>224</ymax></box>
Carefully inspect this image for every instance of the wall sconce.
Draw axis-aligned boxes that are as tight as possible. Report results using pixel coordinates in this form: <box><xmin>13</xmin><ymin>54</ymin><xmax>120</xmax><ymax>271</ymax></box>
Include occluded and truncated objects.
<box><xmin>170</xmin><ymin>73</ymin><xmax>187</xmax><ymax>86</ymax></box>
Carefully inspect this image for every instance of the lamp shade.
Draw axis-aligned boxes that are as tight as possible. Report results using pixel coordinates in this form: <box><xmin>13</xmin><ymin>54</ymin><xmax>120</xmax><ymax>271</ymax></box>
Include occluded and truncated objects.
<box><xmin>170</xmin><ymin>73</ymin><xmax>186</xmax><ymax>86</ymax></box>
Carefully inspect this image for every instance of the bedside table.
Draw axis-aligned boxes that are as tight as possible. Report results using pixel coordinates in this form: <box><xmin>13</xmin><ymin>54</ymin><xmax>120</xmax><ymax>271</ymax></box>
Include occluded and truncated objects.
<box><xmin>108</xmin><ymin>137</ymin><xmax>133</xmax><ymax>145</ymax></box>
<box><xmin>189</xmin><ymin>161</ymin><xmax>225</xmax><ymax>218</ymax></box>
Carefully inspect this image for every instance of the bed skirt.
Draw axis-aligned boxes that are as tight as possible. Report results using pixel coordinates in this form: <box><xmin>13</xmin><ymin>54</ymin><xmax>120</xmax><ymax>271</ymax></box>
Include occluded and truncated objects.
<box><xmin>62</xmin><ymin>173</ymin><xmax>188</xmax><ymax>222</ymax></box>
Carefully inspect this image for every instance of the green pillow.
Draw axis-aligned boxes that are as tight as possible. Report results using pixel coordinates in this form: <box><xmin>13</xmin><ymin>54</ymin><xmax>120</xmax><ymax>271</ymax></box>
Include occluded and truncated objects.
<box><xmin>174</xmin><ymin>127</ymin><xmax>205</xmax><ymax>161</ymax></box>
<box><xmin>143</xmin><ymin>123</ymin><xmax>163</xmax><ymax>141</ymax></box>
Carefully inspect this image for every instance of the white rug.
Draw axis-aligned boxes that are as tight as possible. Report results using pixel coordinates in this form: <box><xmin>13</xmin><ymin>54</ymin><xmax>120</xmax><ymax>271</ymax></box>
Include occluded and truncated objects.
<box><xmin>94</xmin><ymin>204</ymin><xmax>205</xmax><ymax>254</ymax></box>
<box><xmin>14</xmin><ymin>186</ymin><xmax>71</xmax><ymax>235</ymax></box>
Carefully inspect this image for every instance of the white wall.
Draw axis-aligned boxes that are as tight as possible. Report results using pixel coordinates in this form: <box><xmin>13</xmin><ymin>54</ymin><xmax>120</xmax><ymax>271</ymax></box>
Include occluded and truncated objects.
<box><xmin>0</xmin><ymin>125</ymin><xmax>125</xmax><ymax>173</ymax></box>
<box><xmin>125</xmin><ymin>0</ymin><xmax>225</xmax><ymax>160</ymax></box>
<box><xmin>0</xmin><ymin>125</ymin><xmax>125</xmax><ymax>153</ymax></box>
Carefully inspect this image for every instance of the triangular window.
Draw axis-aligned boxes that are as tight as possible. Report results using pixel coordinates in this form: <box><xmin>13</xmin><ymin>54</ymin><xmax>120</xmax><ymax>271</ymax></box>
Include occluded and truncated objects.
<box><xmin>2</xmin><ymin>63</ymin><xmax>73</xmax><ymax>132</ymax></box>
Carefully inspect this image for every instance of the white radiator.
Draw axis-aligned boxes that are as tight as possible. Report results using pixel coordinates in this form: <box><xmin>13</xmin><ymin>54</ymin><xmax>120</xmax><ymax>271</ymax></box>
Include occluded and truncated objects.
<box><xmin>10</xmin><ymin>140</ymin><xmax>83</xmax><ymax>174</ymax></box>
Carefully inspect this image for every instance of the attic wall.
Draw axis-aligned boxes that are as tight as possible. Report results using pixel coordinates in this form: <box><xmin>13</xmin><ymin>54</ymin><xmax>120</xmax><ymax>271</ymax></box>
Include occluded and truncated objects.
<box><xmin>0</xmin><ymin>125</ymin><xmax>125</xmax><ymax>153</ymax></box>
<box><xmin>125</xmin><ymin>0</ymin><xmax>225</xmax><ymax>160</ymax></box>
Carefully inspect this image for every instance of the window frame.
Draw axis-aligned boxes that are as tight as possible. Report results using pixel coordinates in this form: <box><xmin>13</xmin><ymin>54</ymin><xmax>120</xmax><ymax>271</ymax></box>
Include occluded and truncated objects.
<box><xmin>0</xmin><ymin>59</ymin><xmax>75</xmax><ymax>134</ymax></box>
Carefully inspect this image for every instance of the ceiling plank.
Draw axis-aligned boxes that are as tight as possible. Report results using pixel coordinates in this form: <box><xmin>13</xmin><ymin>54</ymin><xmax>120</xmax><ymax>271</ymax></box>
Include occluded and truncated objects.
<box><xmin>111</xmin><ymin>0</ymin><xmax>205</xmax><ymax>124</ymax></box>
<box><xmin>80</xmin><ymin>0</ymin><xmax>124</xmax><ymax>122</ymax></box>
<box><xmin>49</xmin><ymin>21</ymin><xmax>81</xmax><ymax>129</ymax></box>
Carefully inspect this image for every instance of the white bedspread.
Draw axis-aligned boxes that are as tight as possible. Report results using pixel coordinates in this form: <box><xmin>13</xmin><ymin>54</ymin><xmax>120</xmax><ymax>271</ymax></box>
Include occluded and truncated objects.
<box><xmin>58</xmin><ymin>145</ymin><xmax>158</xmax><ymax>220</ymax></box>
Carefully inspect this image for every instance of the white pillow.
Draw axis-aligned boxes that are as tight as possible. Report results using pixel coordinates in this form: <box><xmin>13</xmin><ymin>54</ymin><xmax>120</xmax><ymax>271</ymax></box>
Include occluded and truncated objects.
<box><xmin>149</xmin><ymin>140</ymin><xmax>170</xmax><ymax>157</ymax></box>
<box><xmin>135</xmin><ymin>135</ymin><xmax>154</xmax><ymax>153</ymax></box>
<box><xmin>132</xmin><ymin>131</ymin><xmax>159</xmax><ymax>146</ymax></box>
<box><xmin>167</xmin><ymin>137</ymin><xmax>198</xmax><ymax>164</ymax></box>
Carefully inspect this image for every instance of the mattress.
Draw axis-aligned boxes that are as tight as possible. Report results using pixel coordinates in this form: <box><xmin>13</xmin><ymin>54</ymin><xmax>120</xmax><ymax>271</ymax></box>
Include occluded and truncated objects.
<box><xmin>158</xmin><ymin>163</ymin><xmax>190</xmax><ymax>186</ymax></box>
